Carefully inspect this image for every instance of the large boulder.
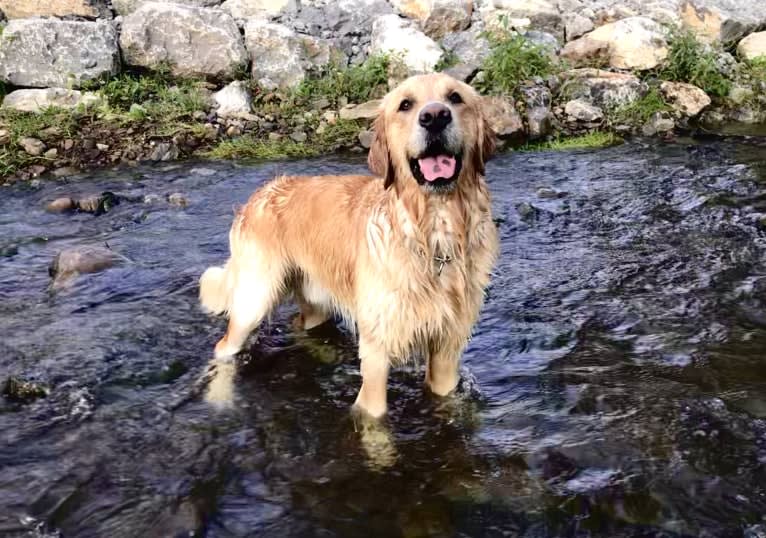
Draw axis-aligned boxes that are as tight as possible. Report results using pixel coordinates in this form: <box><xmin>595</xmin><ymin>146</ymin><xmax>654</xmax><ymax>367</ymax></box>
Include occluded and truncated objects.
<box><xmin>2</xmin><ymin>88</ymin><xmax>103</xmax><ymax>113</ymax></box>
<box><xmin>481</xmin><ymin>95</ymin><xmax>524</xmax><ymax>140</ymax></box>
<box><xmin>660</xmin><ymin>81</ymin><xmax>711</xmax><ymax>117</ymax></box>
<box><xmin>391</xmin><ymin>0</ymin><xmax>472</xmax><ymax>39</ymax></box>
<box><xmin>220</xmin><ymin>0</ymin><xmax>297</xmax><ymax>20</ymax></box>
<box><xmin>245</xmin><ymin>20</ymin><xmax>332</xmax><ymax>89</ymax></box>
<box><xmin>370</xmin><ymin>14</ymin><xmax>444</xmax><ymax>74</ymax></box>
<box><xmin>738</xmin><ymin>31</ymin><xmax>766</xmax><ymax>61</ymax></box>
<box><xmin>120</xmin><ymin>3</ymin><xmax>247</xmax><ymax>80</ymax></box>
<box><xmin>0</xmin><ymin>19</ymin><xmax>119</xmax><ymax>89</ymax></box>
<box><xmin>561</xmin><ymin>17</ymin><xmax>668</xmax><ymax>70</ymax></box>
<box><xmin>112</xmin><ymin>0</ymin><xmax>222</xmax><ymax>15</ymax></box>
<box><xmin>680</xmin><ymin>0</ymin><xmax>766</xmax><ymax>43</ymax></box>
<box><xmin>561</xmin><ymin>69</ymin><xmax>645</xmax><ymax>108</ymax></box>
<box><xmin>0</xmin><ymin>0</ymin><xmax>110</xmax><ymax>18</ymax></box>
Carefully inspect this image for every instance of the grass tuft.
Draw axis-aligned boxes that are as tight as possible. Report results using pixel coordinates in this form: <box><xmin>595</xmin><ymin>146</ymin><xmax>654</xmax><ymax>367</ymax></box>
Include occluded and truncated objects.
<box><xmin>519</xmin><ymin>131</ymin><xmax>622</xmax><ymax>151</ymax></box>
<box><xmin>608</xmin><ymin>87</ymin><xmax>670</xmax><ymax>126</ymax></box>
<box><xmin>657</xmin><ymin>28</ymin><xmax>731</xmax><ymax>98</ymax></box>
<box><xmin>476</xmin><ymin>21</ymin><xmax>556</xmax><ymax>96</ymax></box>
<box><xmin>292</xmin><ymin>54</ymin><xmax>391</xmax><ymax>107</ymax></box>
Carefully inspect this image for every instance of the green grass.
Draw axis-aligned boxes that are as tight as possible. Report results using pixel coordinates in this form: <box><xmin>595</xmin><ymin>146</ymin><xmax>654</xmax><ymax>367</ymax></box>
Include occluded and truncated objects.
<box><xmin>608</xmin><ymin>87</ymin><xmax>671</xmax><ymax>126</ymax></box>
<box><xmin>292</xmin><ymin>54</ymin><xmax>391</xmax><ymax>107</ymax></box>
<box><xmin>745</xmin><ymin>56</ymin><xmax>766</xmax><ymax>84</ymax></box>
<box><xmin>475</xmin><ymin>23</ymin><xmax>557</xmax><ymax>96</ymax></box>
<box><xmin>435</xmin><ymin>49</ymin><xmax>460</xmax><ymax>72</ymax></box>
<box><xmin>656</xmin><ymin>28</ymin><xmax>731</xmax><ymax>98</ymax></box>
<box><xmin>518</xmin><ymin>131</ymin><xmax>622</xmax><ymax>151</ymax></box>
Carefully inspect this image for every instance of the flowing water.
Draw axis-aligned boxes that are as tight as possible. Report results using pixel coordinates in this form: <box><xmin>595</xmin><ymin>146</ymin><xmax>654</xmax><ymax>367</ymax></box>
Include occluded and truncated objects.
<box><xmin>2</xmin><ymin>138</ymin><xmax>766</xmax><ymax>537</ymax></box>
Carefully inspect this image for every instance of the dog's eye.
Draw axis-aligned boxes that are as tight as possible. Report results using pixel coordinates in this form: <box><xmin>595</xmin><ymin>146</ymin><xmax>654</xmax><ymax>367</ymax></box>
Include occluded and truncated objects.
<box><xmin>398</xmin><ymin>99</ymin><xmax>412</xmax><ymax>112</ymax></box>
<box><xmin>448</xmin><ymin>91</ymin><xmax>463</xmax><ymax>105</ymax></box>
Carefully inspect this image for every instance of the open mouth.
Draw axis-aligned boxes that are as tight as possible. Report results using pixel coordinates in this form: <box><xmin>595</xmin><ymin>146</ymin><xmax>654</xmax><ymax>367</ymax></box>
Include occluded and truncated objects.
<box><xmin>409</xmin><ymin>142</ymin><xmax>462</xmax><ymax>190</ymax></box>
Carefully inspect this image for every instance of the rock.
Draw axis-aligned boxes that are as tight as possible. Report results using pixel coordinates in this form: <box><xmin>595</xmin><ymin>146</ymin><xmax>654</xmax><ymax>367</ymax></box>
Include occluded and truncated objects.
<box><xmin>112</xmin><ymin>0</ymin><xmax>222</xmax><ymax>15</ymax></box>
<box><xmin>561</xmin><ymin>69</ymin><xmax>645</xmax><ymax>108</ymax></box>
<box><xmin>358</xmin><ymin>129</ymin><xmax>374</xmax><ymax>148</ymax></box>
<box><xmin>221</xmin><ymin>0</ymin><xmax>297</xmax><ymax>19</ymax></box>
<box><xmin>120</xmin><ymin>3</ymin><xmax>247</xmax><ymax>80</ymax></box>
<box><xmin>46</xmin><ymin>197</ymin><xmax>77</xmax><ymax>213</ymax></box>
<box><xmin>44</xmin><ymin>148</ymin><xmax>58</xmax><ymax>159</ymax></box>
<box><xmin>660</xmin><ymin>81</ymin><xmax>711</xmax><ymax>117</ymax></box>
<box><xmin>521</xmin><ymin>85</ymin><xmax>552</xmax><ymax>139</ymax></box>
<box><xmin>524</xmin><ymin>30</ymin><xmax>561</xmax><ymax>55</ymax></box>
<box><xmin>681</xmin><ymin>0</ymin><xmax>766</xmax><ymax>43</ymax></box>
<box><xmin>339</xmin><ymin>99</ymin><xmax>382</xmax><ymax>120</ymax></box>
<box><xmin>563</xmin><ymin>12</ymin><xmax>593</xmax><ymax>41</ymax></box>
<box><xmin>442</xmin><ymin>27</ymin><xmax>491</xmax><ymax>69</ymax></box>
<box><xmin>0</xmin><ymin>129</ymin><xmax>10</xmax><ymax>145</ymax></box>
<box><xmin>489</xmin><ymin>0</ymin><xmax>561</xmax><ymax>34</ymax></box>
<box><xmin>2</xmin><ymin>376</ymin><xmax>48</xmax><ymax>403</ymax></box>
<box><xmin>564</xmin><ymin>98</ymin><xmax>604</xmax><ymax>122</ymax></box>
<box><xmin>213</xmin><ymin>81</ymin><xmax>253</xmax><ymax>118</ymax></box>
<box><xmin>168</xmin><ymin>193</ymin><xmax>188</xmax><ymax>207</ymax></box>
<box><xmin>482</xmin><ymin>95</ymin><xmax>524</xmax><ymax>139</ymax></box>
<box><xmin>391</xmin><ymin>0</ymin><xmax>472</xmax><ymax>39</ymax></box>
<box><xmin>0</xmin><ymin>0</ymin><xmax>110</xmax><ymax>18</ymax></box>
<box><xmin>245</xmin><ymin>20</ymin><xmax>332</xmax><ymax>89</ymax></box>
<box><xmin>728</xmin><ymin>84</ymin><xmax>755</xmax><ymax>106</ymax></box>
<box><xmin>0</xmin><ymin>19</ymin><xmax>120</xmax><ymax>89</ymax></box>
<box><xmin>148</xmin><ymin>142</ymin><xmax>180</xmax><ymax>161</ymax></box>
<box><xmin>642</xmin><ymin>114</ymin><xmax>675</xmax><ymax>136</ymax></box>
<box><xmin>561</xmin><ymin>17</ymin><xmax>668</xmax><ymax>70</ymax></box>
<box><xmin>49</xmin><ymin>245</ymin><xmax>122</xmax><ymax>281</ymax></box>
<box><xmin>536</xmin><ymin>187</ymin><xmax>565</xmax><ymax>198</ymax></box>
<box><xmin>76</xmin><ymin>192</ymin><xmax>120</xmax><ymax>214</ymax></box>
<box><xmin>738</xmin><ymin>31</ymin><xmax>766</xmax><ymax>61</ymax></box>
<box><xmin>290</xmin><ymin>130</ymin><xmax>308</xmax><ymax>142</ymax></box>
<box><xmin>370</xmin><ymin>14</ymin><xmax>443</xmax><ymax>74</ymax></box>
<box><xmin>1</xmin><ymin>88</ymin><xmax>102</xmax><ymax>114</ymax></box>
<box><xmin>52</xmin><ymin>167</ymin><xmax>80</xmax><ymax>178</ymax></box>
<box><xmin>19</xmin><ymin>138</ymin><xmax>46</xmax><ymax>157</ymax></box>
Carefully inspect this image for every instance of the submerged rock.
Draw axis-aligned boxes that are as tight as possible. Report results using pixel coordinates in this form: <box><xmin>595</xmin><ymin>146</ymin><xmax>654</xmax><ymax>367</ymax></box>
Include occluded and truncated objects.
<box><xmin>0</xmin><ymin>19</ymin><xmax>120</xmax><ymax>88</ymax></box>
<box><xmin>49</xmin><ymin>245</ymin><xmax>123</xmax><ymax>282</ymax></box>
<box><xmin>46</xmin><ymin>197</ymin><xmax>77</xmax><ymax>213</ymax></box>
<box><xmin>2</xmin><ymin>376</ymin><xmax>48</xmax><ymax>403</ymax></box>
<box><xmin>76</xmin><ymin>192</ymin><xmax>120</xmax><ymax>215</ymax></box>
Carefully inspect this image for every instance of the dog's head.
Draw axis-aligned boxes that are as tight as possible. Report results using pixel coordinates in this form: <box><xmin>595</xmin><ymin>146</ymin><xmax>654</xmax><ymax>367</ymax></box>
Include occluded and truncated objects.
<box><xmin>368</xmin><ymin>73</ymin><xmax>495</xmax><ymax>194</ymax></box>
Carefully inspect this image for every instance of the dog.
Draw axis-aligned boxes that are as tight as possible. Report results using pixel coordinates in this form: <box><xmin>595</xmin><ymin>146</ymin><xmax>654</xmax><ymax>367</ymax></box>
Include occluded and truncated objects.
<box><xmin>199</xmin><ymin>73</ymin><xmax>498</xmax><ymax>418</ymax></box>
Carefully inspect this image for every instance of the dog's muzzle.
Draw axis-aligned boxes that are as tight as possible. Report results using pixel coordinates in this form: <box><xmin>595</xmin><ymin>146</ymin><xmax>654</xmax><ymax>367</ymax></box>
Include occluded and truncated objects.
<box><xmin>410</xmin><ymin>103</ymin><xmax>463</xmax><ymax>193</ymax></box>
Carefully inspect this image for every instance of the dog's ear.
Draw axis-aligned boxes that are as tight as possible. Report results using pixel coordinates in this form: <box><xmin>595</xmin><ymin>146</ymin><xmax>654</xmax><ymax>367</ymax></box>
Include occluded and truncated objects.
<box><xmin>472</xmin><ymin>113</ymin><xmax>497</xmax><ymax>177</ymax></box>
<box><xmin>367</xmin><ymin>113</ymin><xmax>396</xmax><ymax>189</ymax></box>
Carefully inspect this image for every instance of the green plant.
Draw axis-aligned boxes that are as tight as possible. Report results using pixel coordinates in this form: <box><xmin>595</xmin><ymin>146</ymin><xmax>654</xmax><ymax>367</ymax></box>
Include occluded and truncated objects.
<box><xmin>476</xmin><ymin>22</ymin><xmax>556</xmax><ymax>96</ymax></box>
<box><xmin>657</xmin><ymin>28</ymin><xmax>731</xmax><ymax>98</ymax></box>
<box><xmin>518</xmin><ymin>131</ymin><xmax>622</xmax><ymax>151</ymax></box>
<box><xmin>293</xmin><ymin>54</ymin><xmax>391</xmax><ymax>106</ymax></box>
<box><xmin>746</xmin><ymin>56</ymin><xmax>766</xmax><ymax>85</ymax></box>
<box><xmin>435</xmin><ymin>49</ymin><xmax>460</xmax><ymax>72</ymax></box>
<box><xmin>205</xmin><ymin>136</ymin><xmax>319</xmax><ymax>160</ymax></box>
<box><xmin>608</xmin><ymin>87</ymin><xmax>671</xmax><ymax>126</ymax></box>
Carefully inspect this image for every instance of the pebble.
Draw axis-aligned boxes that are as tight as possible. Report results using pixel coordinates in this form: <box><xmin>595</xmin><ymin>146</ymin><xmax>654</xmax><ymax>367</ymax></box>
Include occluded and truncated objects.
<box><xmin>19</xmin><ymin>137</ymin><xmax>45</xmax><ymax>156</ymax></box>
<box><xmin>290</xmin><ymin>130</ymin><xmax>308</xmax><ymax>143</ymax></box>
<box><xmin>46</xmin><ymin>197</ymin><xmax>76</xmax><ymax>213</ymax></box>
<box><xmin>168</xmin><ymin>193</ymin><xmax>188</xmax><ymax>207</ymax></box>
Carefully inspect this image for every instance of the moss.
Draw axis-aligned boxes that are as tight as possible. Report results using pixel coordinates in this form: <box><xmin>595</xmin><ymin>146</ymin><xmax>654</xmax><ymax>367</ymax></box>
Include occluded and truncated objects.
<box><xmin>475</xmin><ymin>22</ymin><xmax>557</xmax><ymax>96</ymax></box>
<box><xmin>656</xmin><ymin>28</ymin><xmax>731</xmax><ymax>98</ymax></box>
<box><xmin>608</xmin><ymin>87</ymin><xmax>671</xmax><ymax>126</ymax></box>
<box><xmin>518</xmin><ymin>131</ymin><xmax>622</xmax><ymax>151</ymax></box>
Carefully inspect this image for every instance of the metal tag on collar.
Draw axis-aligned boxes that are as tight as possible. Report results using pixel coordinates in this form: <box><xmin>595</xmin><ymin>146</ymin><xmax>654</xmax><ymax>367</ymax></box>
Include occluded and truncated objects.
<box><xmin>434</xmin><ymin>253</ymin><xmax>453</xmax><ymax>275</ymax></box>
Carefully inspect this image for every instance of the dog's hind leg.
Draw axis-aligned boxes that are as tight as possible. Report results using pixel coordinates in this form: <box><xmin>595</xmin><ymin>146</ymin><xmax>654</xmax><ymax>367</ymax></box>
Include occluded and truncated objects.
<box><xmin>214</xmin><ymin>261</ymin><xmax>286</xmax><ymax>359</ymax></box>
<box><xmin>293</xmin><ymin>276</ymin><xmax>332</xmax><ymax>330</ymax></box>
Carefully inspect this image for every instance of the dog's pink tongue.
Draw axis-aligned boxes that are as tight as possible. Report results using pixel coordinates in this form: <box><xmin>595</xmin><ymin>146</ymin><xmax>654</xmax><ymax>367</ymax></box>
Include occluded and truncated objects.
<box><xmin>418</xmin><ymin>155</ymin><xmax>456</xmax><ymax>182</ymax></box>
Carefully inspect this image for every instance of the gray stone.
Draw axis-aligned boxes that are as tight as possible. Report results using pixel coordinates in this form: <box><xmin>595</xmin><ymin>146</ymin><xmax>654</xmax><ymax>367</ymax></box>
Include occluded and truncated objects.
<box><xmin>564</xmin><ymin>98</ymin><xmax>604</xmax><ymax>122</ymax></box>
<box><xmin>2</xmin><ymin>88</ymin><xmax>103</xmax><ymax>114</ymax></box>
<box><xmin>442</xmin><ymin>27</ymin><xmax>491</xmax><ymax>68</ymax></box>
<box><xmin>680</xmin><ymin>0</ymin><xmax>766</xmax><ymax>43</ymax></box>
<box><xmin>120</xmin><ymin>3</ymin><xmax>247</xmax><ymax>80</ymax></box>
<box><xmin>522</xmin><ymin>85</ymin><xmax>552</xmax><ymax>140</ymax></box>
<box><xmin>370</xmin><ymin>14</ymin><xmax>443</xmax><ymax>74</ymax></box>
<box><xmin>660</xmin><ymin>81</ymin><xmax>711</xmax><ymax>117</ymax></box>
<box><xmin>221</xmin><ymin>0</ymin><xmax>297</xmax><ymax>19</ymax></box>
<box><xmin>642</xmin><ymin>113</ymin><xmax>675</xmax><ymax>136</ymax></box>
<box><xmin>524</xmin><ymin>30</ymin><xmax>561</xmax><ymax>55</ymax></box>
<box><xmin>213</xmin><ymin>81</ymin><xmax>253</xmax><ymax>118</ymax></box>
<box><xmin>46</xmin><ymin>197</ymin><xmax>77</xmax><ymax>213</ymax></box>
<box><xmin>19</xmin><ymin>138</ymin><xmax>46</xmax><ymax>156</ymax></box>
<box><xmin>339</xmin><ymin>99</ymin><xmax>382</xmax><ymax>120</ymax></box>
<box><xmin>290</xmin><ymin>130</ymin><xmax>308</xmax><ymax>142</ymax></box>
<box><xmin>358</xmin><ymin>129</ymin><xmax>374</xmax><ymax>148</ymax></box>
<box><xmin>563</xmin><ymin>12</ymin><xmax>593</xmax><ymax>41</ymax></box>
<box><xmin>489</xmin><ymin>0</ymin><xmax>561</xmax><ymax>35</ymax></box>
<box><xmin>112</xmin><ymin>0</ymin><xmax>222</xmax><ymax>15</ymax></box>
<box><xmin>0</xmin><ymin>0</ymin><xmax>111</xmax><ymax>18</ymax></box>
<box><xmin>245</xmin><ymin>20</ymin><xmax>332</xmax><ymax>89</ymax></box>
<box><xmin>148</xmin><ymin>142</ymin><xmax>180</xmax><ymax>161</ymax></box>
<box><xmin>561</xmin><ymin>69</ymin><xmax>645</xmax><ymax>108</ymax></box>
<box><xmin>0</xmin><ymin>129</ymin><xmax>10</xmax><ymax>145</ymax></box>
<box><xmin>50</xmin><ymin>246</ymin><xmax>123</xmax><ymax>282</ymax></box>
<box><xmin>0</xmin><ymin>19</ymin><xmax>119</xmax><ymax>89</ymax></box>
<box><xmin>482</xmin><ymin>95</ymin><xmax>524</xmax><ymax>139</ymax></box>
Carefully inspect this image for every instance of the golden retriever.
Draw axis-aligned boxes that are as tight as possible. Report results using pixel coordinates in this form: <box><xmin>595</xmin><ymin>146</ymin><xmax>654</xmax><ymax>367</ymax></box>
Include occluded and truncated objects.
<box><xmin>199</xmin><ymin>73</ymin><xmax>498</xmax><ymax>418</ymax></box>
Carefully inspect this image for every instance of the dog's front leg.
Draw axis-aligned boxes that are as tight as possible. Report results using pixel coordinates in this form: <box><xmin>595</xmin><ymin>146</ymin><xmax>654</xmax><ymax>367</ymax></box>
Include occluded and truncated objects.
<box><xmin>353</xmin><ymin>336</ymin><xmax>390</xmax><ymax>418</ymax></box>
<box><xmin>425</xmin><ymin>339</ymin><xmax>463</xmax><ymax>396</ymax></box>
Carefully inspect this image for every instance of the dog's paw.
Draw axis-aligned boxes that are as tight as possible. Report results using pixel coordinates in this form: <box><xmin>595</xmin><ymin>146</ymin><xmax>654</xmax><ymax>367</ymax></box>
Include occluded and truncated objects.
<box><xmin>214</xmin><ymin>339</ymin><xmax>240</xmax><ymax>360</ymax></box>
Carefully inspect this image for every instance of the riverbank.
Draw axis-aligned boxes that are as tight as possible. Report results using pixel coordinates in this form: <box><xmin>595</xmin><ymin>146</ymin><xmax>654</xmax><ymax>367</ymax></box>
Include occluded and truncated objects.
<box><xmin>1</xmin><ymin>0</ymin><xmax>766</xmax><ymax>184</ymax></box>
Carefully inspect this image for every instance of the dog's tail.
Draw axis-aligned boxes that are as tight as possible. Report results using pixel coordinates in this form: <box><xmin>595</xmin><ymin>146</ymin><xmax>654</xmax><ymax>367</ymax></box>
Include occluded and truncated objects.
<box><xmin>199</xmin><ymin>263</ymin><xmax>232</xmax><ymax>315</ymax></box>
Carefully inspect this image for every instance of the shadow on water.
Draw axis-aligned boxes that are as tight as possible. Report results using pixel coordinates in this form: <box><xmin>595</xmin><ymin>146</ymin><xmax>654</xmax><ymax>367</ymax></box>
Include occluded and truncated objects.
<box><xmin>1</xmin><ymin>140</ymin><xmax>766</xmax><ymax>537</ymax></box>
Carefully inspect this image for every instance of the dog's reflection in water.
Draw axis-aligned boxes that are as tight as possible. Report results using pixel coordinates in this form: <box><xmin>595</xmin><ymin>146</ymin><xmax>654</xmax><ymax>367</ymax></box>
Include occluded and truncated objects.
<box><xmin>203</xmin><ymin>356</ymin><xmax>237</xmax><ymax>409</ymax></box>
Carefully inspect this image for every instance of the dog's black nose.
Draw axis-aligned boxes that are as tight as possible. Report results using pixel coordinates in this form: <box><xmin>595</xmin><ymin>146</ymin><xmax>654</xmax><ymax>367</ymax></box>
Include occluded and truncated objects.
<box><xmin>419</xmin><ymin>103</ymin><xmax>452</xmax><ymax>132</ymax></box>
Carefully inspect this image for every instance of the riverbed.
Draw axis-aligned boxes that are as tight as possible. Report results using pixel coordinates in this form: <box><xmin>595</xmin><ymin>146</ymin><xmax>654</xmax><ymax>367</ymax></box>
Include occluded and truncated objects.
<box><xmin>1</xmin><ymin>138</ymin><xmax>765</xmax><ymax>537</ymax></box>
